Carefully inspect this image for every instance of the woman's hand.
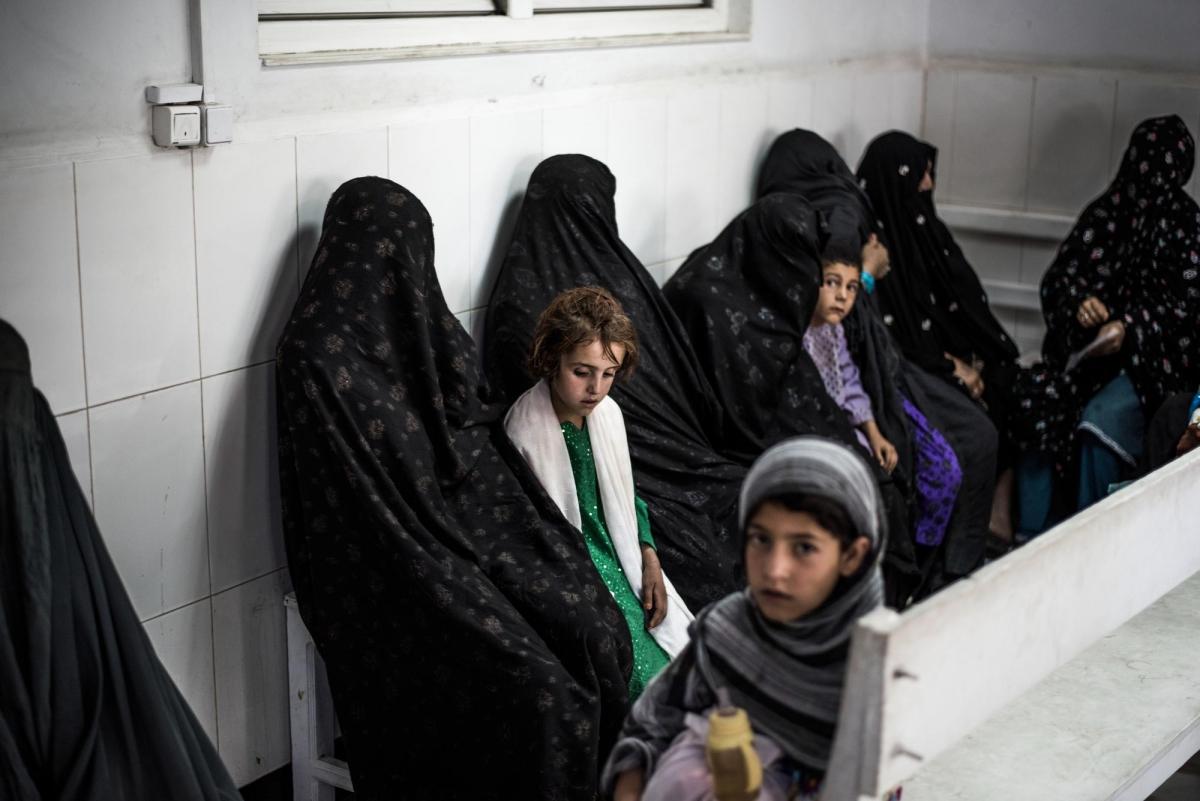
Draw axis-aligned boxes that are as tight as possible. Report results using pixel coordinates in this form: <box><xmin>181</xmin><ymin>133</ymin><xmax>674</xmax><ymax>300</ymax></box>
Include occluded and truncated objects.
<box><xmin>946</xmin><ymin>353</ymin><xmax>985</xmax><ymax>400</ymax></box>
<box><xmin>861</xmin><ymin>233</ymin><xmax>891</xmax><ymax>279</ymax></box>
<box><xmin>613</xmin><ymin>770</ymin><xmax>645</xmax><ymax>801</ymax></box>
<box><xmin>1076</xmin><ymin>296</ymin><xmax>1110</xmax><ymax>329</ymax></box>
<box><xmin>641</xmin><ymin>546</ymin><xmax>668</xmax><ymax>629</ymax></box>
<box><xmin>1093</xmin><ymin>320</ymin><xmax>1126</xmax><ymax>356</ymax></box>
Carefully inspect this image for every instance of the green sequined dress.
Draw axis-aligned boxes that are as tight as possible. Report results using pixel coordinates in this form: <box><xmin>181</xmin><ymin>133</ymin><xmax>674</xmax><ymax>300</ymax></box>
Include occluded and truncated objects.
<box><xmin>560</xmin><ymin>420</ymin><xmax>671</xmax><ymax>698</ymax></box>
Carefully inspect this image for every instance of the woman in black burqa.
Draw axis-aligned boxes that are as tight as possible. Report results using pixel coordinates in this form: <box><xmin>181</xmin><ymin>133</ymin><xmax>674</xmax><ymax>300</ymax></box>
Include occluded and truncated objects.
<box><xmin>856</xmin><ymin>130</ymin><xmax>1017</xmax><ymax>544</ymax></box>
<box><xmin>275</xmin><ymin>177</ymin><xmax>632</xmax><ymax>800</ymax></box>
<box><xmin>0</xmin><ymin>319</ymin><xmax>241</xmax><ymax>801</ymax></box>
<box><xmin>484</xmin><ymin>154</ymin><xmax>746</xmax><ymax>611</ymax></box>
<box><xmin>662</xmin><ymin>185</ymin><xmax>934</xmax><ymax>601</ymax></box>
<box><xmin>1010</xmin><ymin>115</ymin><xmax>1200</xmax><ymax>532</ymax></box>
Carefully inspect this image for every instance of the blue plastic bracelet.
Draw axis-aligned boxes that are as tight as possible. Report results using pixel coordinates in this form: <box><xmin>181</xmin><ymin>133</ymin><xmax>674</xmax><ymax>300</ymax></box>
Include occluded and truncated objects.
<box><xmin>861</xmin><ymin>271</ymin><xmax>876</xmax><ymax>295</ymax></box>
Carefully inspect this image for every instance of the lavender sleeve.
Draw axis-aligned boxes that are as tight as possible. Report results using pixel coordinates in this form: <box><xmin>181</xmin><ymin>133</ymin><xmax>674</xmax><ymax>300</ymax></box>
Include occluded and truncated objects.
<box><xmin>836</xmin><ymin>324</ymin><xmax>874</xmax><ymax>426</ymax></box>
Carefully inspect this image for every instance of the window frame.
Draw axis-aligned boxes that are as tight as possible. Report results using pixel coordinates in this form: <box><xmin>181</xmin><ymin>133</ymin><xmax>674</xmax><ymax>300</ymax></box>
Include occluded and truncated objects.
<box><xmin>257</xmin><ymin>0</ymin><xmax>749</xmax><ymax>66</ymax></box>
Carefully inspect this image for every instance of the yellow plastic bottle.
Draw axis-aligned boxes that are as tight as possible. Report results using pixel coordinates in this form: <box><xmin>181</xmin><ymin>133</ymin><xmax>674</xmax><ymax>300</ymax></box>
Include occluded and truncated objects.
<box><xmin>706</xmin><ymin>689</ymin><xmax>762</xmax><ymax>801</ymax></box>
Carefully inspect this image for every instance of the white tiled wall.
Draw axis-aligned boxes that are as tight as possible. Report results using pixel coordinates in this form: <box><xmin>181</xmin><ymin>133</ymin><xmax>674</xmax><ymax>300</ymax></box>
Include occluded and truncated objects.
<box><xmin>922</xmin><ymin>65</ymin><xmax>1200</xmax><ymax>353</ymax></box>
<box><xmin>4</xmin><ymin>61</ymin><xmax>1071</xmax><ymax>789</ymax></box>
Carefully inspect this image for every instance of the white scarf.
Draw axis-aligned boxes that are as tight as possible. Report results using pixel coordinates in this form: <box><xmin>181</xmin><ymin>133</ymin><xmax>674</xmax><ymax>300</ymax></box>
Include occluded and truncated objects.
<box><xmin>504</xmin><ymin>379</ymin><xmax>693</xmax><ymax>657</ymax></box>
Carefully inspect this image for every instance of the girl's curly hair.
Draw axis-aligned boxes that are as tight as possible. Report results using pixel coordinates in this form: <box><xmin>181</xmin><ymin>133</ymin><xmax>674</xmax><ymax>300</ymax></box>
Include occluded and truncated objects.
<box><xmin>528</xmin><ymin>286</ymin><xmax>639</xmax><ymax>381</ymax></box>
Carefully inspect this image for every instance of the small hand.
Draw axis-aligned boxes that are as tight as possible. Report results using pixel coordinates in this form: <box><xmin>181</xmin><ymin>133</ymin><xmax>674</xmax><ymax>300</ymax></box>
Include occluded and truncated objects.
<box><xmin>1076</xmin><ymin>296</ymin><xmax>1110</xmax><ymax>329</ymax></box>
<box><xmin>613</xmin><ymin>770</ymin><xmax>645</xmax><ymax>801</ymax></box>
<box><xmin>871</xmin><ymin>434</ymin><xmax>899</xmax><ymax>474</ymax></box>
<box><xmin>946</xmin><ymin>352</ymin><xmax>985</xmax><ymax>400</ymax></box>
<box><xmin>1176</xmin><ymin>424</ymin><xmax>1200</xmax><ymax>456</ymax></box>
<box><xmin>861</xmin><ymin>233</ymin><xmax>891</xmax><ymax>280</ymax></box>
<box><xmin>1093</xmin><ymin>320</ymin><xmax>1126</xmax><ymax>356</ymax></box>
<box><xmin>641</xmin><ymin>547</ymin><xmax>668</xmax><ymax>629</ymax></box>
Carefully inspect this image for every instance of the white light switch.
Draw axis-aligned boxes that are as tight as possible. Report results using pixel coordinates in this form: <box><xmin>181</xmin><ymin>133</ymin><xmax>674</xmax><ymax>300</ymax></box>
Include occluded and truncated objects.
<box><xmin>152</xmin><ymin>105</ymin><xmax>201</xmax><ymax>148</ymax></box>
<box><xmin>202</xmin><ymin>104</ymin><xmax>233</xmax><ymax>145</ymax></box>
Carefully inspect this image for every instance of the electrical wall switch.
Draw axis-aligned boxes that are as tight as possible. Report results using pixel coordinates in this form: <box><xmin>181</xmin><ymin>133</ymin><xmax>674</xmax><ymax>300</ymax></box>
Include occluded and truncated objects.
<box><xmin>202</xmin><ymin>104</ymin><xmax>234</xmax><ymax>145</ymax></box>
<box><xmin>152</xmin><ymin>105</ymin><xmax>202</xmax><ymax>148</ymax></box>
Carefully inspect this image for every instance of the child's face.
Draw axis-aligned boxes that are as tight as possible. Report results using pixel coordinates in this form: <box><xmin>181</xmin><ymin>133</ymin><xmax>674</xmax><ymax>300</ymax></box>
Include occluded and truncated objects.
<box><xmin>549</xmin><ymin>338</ymin><xmax>624</xmax><ymax>425</ymax></box>
<box><xmin>811</xmin><ymin>262</ymin><xmax>861</xmax><ymax>326</ymax></box>
<box><xmin>744</xmin><ymin>500</ymin><xmax>870</xmax><ymax>623</ymax></box>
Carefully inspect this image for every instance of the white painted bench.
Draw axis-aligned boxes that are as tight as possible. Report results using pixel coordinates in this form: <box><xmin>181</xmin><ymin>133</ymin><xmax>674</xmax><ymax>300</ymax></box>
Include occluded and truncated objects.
<box><xmin>284</xmin><ymin>592</ymin><xmax>354</xmax><ymax>800</ymax></box>
<box><xmin>822</xmin><ymin>448</ymin><xmax>1200</xmax><ymax>801</ymax></box>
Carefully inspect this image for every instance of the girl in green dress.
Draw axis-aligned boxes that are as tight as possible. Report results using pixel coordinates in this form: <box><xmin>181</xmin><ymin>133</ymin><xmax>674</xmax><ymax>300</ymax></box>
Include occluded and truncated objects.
<box><xmin>505</xmin><ymin>287</ymin><xmax>694</xmax><ymax>698</ymax></box>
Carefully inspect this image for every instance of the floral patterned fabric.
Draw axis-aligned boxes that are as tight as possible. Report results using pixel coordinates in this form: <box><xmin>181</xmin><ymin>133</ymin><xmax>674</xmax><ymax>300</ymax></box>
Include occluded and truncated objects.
<box><xmin>857</xmin><ymin>131</ymin><xmax>1021</xmax><ymax>467</ymax></box>
<box><xmin>1012</xmin><ymin>115</ymin><xmax>1200</xmax><ymax>474</ymax></box>
<box><xmin>276</xmin><ymin>177</ymin><xmax>632</xmax><ymax>800</ymax></box>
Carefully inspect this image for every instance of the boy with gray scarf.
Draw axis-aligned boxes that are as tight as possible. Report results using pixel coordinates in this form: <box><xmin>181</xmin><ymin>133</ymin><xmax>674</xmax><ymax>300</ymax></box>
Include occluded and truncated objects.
<box><xmin>603</xmin><ymin>437</ymin><xmax>894</xmax><ymax>801</ymax></box>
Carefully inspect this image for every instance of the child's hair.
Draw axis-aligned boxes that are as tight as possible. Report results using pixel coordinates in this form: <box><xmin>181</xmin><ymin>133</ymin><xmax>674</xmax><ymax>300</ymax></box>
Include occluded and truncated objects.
<box><xmin>820</xmin><ymin>240</ymin><xmax>863</xmax><ymax>272</ymax></box>
<box><xmin>746</xmin><ymin>492</ymin><xmax>859</xmax><ymax>551</ymax></box>
<box><xmin>528</xmin><ymin>286</ymin><xmax>640</xmax><ymax>381</ymax></box>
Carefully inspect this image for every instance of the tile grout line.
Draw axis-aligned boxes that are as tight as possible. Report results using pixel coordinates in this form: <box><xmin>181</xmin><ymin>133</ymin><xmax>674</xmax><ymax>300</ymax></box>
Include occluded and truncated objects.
<box><xmin>83</xmin><ymin>359</ymin><xmax>277</xmax><ymax>412</ymax></box>
<box><xmin>1022</xmin><ymin>74</ymin><xmax>1038</xmax><ymax>213</ymax></box>
<box><xmin>70</xmin><ymin>162</ymin><xmax>97</xmax><ymax>505</ymax></box>
<box><xmin>138</xmin><ymin>565</ymin><xmax>288</xmax><ymax>626</ymax></box>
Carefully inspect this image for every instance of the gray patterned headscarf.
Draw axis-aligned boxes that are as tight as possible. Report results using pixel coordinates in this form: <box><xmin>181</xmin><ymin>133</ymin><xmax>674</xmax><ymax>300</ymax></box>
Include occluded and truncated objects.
<box><xmin>701</xmin><ymin>436</ymin><xmax>886</xmax><ymax>770</ymax></box>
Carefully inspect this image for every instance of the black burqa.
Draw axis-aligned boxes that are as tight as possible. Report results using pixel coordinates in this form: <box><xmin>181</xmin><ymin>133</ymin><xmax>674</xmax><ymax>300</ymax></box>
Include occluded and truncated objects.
<box><xmin>857</xmin><ymin>131</ymin><xmax>1020</xmax><ymax>465</ymax></box>
<box><xmin>0</xmin><ymin>320</ymin><xmax>241</xmax><ymax>801</ymax></box>
<box><xmin>483</xmin><ymin>154</ymin><xmax>745</xmax><ymax>611</ymax></box>
<box><xmin>276</xmin><ymin>177</ymin><xmax>631</xmax><ymax>800</ymax></box>
<box><xmin>1012</xmin><ymin>115</ymin><xmax>1200</xmax><ymax>474</ymax></box>
<box><xmin>757</xmin><ymin>128</ymin><xmax>998</xmax><ymax>579</ymax></box>
<box><xmin>663</xmin><ymin>191</ymin><xmax>920</xmax><ymax>590</ymax></box>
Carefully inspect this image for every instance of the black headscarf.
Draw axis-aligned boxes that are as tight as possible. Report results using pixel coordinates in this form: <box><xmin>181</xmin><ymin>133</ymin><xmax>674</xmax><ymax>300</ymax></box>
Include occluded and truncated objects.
<box><xmin>663</xmin><ymin>192</ymin><xmax>919</xmax><ymax>591</ymax></box>
<box><xmin>757</xmin><ymin>129</ymin><xmax>877</xmax><ymax>258</ymax></box>
<box><xmin>276</xmin><ymin>177</ymin><xmax>632</xmax><ymax>800</ymax></box>
<box><xmin>1013</xmin><ymin>115</ymin><xmax>1200</xmax><ymax>469</ymax></box>
<box><xmin>753</xmin><ymin>131</ymin><xmax>912</xmax><ymax>474</ymax></box>
<box><xmin>0</xmin><ymin>320</ymin><xmax>241</xmax><ymax>801</ymax></box>
<box><xmin>483</xmin><ymin>154</ymin><xmax>746</xmax><ymax>611</ymax></box>
<box><xmin>857</xmin><ymin>130</ymin><xmax>1020</xmax><ymax>376</ymax></box>
<box><xmin>753</xmin><ymin>129</ymin><xmax>996</xmax><ymax>586</ymax></box>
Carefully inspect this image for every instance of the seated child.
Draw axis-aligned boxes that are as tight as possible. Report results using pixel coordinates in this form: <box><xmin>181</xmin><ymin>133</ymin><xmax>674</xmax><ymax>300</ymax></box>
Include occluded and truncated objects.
<box><xmin>807</xmin><ymin>248</ymin><xmax>963</xmax><ymax>553</ymax></box>
<box><xmin>804</xmin><ymin>249</ymin><xmax>898</xmax><ymax>471</ymax></box>
<box><xmin>602</xmin><ymin>436</ymin><xmax>891</xmax><ymax>801</ymax></box>
<box><xmin>505</xmin><ymin>287</ymin><xmax>693</xmax><ymax>698</ymax></box>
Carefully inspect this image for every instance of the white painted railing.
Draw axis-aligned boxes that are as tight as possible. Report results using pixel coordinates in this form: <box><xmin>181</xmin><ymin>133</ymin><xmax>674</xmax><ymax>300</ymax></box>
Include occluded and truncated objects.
<box><xmin>822</xmin><ymin>448</ymin><xmax>1200</xmax><ymax>801</ymax></box>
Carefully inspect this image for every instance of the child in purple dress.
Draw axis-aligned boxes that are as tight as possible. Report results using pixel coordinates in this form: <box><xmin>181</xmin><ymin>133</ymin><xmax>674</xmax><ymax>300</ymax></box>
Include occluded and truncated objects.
<box><xmin>805</xmin><ymin>251</ymin><xmax>964</xmax><ymax>552</ymax></box>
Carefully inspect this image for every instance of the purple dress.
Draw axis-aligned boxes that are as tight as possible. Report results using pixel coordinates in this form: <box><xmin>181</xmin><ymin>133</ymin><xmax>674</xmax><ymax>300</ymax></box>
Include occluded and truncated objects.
<box><xmin>805</xmin><ymin>323</ymin><xmax>962</xmax><ymax>547</ymax></box>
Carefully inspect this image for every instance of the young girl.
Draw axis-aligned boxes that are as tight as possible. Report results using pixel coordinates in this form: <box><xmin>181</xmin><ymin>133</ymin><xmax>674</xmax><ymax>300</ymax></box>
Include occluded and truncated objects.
<box><xmin>804</xmin><ymin>251</ymin><xmax>900</xmax><ymax>472</ymax></box>
<box><xmin>807</xmin><ymin>250</ymin><xmax>964</xmax><ymax>563</ymax></box>
<box><xmin>602</xmin><ymin>436</ymin><xmax>889</xmax><ymax>801</ymax></box>
<box><xmin>505</xmin><ymin>286</ymin><xmax>693</xmax><ymax>698</ymax></box>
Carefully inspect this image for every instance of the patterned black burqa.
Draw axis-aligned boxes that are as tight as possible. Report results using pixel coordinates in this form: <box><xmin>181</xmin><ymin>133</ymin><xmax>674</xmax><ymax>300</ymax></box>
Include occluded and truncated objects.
<box><xmin>0</xmin><ymin>320</ymin><xmax>241</xmax><ymax>801</ymax></box>
<box><xmin>857</xmin><ymin>131</ymin><xmax>1020</xmax><ymax>468</ymax></box>
<box><xmin>663</xmin><ymin>192</ymin><xmax>919</xmax><ymax>586</ymax></box>
<box><xmin>483</xmin><ymin>155</ymin><xmax>745</xmax><ymax>611</ymax></box>
<box><xmin>755</xmin><ymin>129</ymin><xmax>997</xmax><ymax>579</ymax></box>
<box><xmin>276</xmin><ymin>178</ymin><xmax>631</xmax><ymax>800</ymax></box>
<box><xmin>1012</xmin><ymin>115</ymin><xmax>1200</xmax><ymax>475</ymax></box>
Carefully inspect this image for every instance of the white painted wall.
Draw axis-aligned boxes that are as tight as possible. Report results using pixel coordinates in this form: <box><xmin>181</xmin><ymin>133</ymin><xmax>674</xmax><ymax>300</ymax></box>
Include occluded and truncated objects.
<box><xmin>0</xmin><ymin>0</ymin><xmax>929</xmax><ymax>787</ymax></box>
<box><xmin>921</xmin><ymin>0</ymin><xmax>1200</xmax><ymax>357</ymax></box>
<box><xmin>927</xmin><ymin>0</ymin><xmax>1200</xmax><ymax>73</ymax></box>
